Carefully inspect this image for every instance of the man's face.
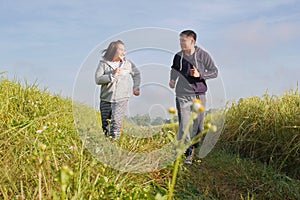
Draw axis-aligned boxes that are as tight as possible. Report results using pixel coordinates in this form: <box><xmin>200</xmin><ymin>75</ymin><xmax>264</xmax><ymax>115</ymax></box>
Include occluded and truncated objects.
<box><xmin>180</xmin><ymin>35</ymin><xmax>195</xmax><ymax>51</ymax></box>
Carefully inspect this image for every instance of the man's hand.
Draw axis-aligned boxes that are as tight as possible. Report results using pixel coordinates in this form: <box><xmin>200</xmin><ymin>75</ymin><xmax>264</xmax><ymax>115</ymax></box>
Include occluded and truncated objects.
<box><xmin>169</xmin><ymin>80</ymin><xmax>175</xmax><ymax>89</ymax></box>
<box><xmin>133</xmin><ymin>89</ymin><xmax>140</xmax><ymax>96</ymax></box>
<box><xmin>190</xmin><ymin>66</ymin><xmax>200</xmax><ymax>78</ymax></box>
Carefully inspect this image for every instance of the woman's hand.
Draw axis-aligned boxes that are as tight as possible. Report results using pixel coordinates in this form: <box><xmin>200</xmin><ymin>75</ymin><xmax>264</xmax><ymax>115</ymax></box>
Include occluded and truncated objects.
<box><xmin>133</xmin><ymin>90</ymin><xmax>140</xmax><ymax>96</ymax></box>
<box><xmin>114</xmin><ymin>68</ymin><xmax>120</xmax><ymax>75</ymax></box>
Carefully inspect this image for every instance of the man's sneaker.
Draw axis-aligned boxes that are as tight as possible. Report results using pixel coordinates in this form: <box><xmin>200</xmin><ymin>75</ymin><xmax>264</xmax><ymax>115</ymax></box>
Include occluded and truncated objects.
<box><xmin>184</xmin><ymin>155</ymin><xmax>193</xmax><ymax>165</ymax></box>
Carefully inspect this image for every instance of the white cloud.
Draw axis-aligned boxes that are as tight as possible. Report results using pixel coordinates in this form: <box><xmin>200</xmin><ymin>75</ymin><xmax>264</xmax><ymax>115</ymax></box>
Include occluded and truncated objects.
<box><xmin>216</xmin><ymin>18</ymin><xmax>300</xmax><ymax>67</ymax></box>
<box><xmin>1</xmin><ymin>0</ymin><xmax>299</xmax><ymax>106</ymax></box>
<box><xmin>230</xmin><ymin>20</ymin><xmax>300</xmax><ymax>45</ymax></box>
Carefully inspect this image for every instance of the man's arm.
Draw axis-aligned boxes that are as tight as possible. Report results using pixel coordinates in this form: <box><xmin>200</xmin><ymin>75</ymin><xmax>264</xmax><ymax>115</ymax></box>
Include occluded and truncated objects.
<box><xmin>169</xmin><ymin>54</ymin><xmax>181</xmax><ymax>88</ymax></box>
<box><xmin>201</xmin><ymin>51</ymin><xmax>218</xmax><ymax>80</ymax></box>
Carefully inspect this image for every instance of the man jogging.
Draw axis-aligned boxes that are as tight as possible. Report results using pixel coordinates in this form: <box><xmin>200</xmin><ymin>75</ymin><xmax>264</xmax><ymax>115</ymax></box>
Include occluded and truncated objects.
<box><xmin>169</xmin><ymin>30</ymin><xmax>218</xmax><ymax>164</ymax></box>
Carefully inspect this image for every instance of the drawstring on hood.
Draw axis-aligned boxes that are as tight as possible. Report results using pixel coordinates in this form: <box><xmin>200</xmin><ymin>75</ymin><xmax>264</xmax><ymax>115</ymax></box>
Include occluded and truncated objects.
<box><xmin>170</xmin><ymin>45</ymin><xmax>218</xmax><ymax>96</ymax></box>
<box><xmin>179</xmin><ymin>47</ymin><xmax>199</xmax><ymax>71</ymax></box>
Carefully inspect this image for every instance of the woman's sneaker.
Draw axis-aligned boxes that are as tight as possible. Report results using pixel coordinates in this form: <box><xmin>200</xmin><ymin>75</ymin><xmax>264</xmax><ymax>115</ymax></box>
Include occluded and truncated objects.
<box><xmin>184</xmin><ymin>147</ymin><xmax>194</xmax><ymax>165</ymax></box>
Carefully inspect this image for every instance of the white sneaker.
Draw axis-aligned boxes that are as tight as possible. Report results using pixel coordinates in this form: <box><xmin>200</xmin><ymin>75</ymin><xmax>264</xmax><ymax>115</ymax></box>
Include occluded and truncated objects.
<box><xmin>184</xmin><ymin>148</ymin><xmax>194</xmax><ymax>165</ymax></box>
<box><xmin>184</xmin><ymin>155</ymin><xmax>193</xmax><ymax>165</ymax></box>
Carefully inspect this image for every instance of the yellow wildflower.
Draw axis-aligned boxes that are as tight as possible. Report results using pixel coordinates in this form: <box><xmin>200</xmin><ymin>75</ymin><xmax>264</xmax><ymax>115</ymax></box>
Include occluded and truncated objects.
<box><xmin>192</xmin><ymin>98</ymin><xmax>205</xmax><ymax>113</ymax></box>
<box><xmin>168</xmin><ymin>107</ymin><xmax>177</xmax><ymax>115</ymax></box>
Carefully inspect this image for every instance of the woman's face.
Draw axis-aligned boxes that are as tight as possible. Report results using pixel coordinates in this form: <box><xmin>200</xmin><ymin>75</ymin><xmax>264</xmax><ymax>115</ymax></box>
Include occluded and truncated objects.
<box><xmin>113</xmin><ymin>44</ymin><xmax>126</xmax><ymax>61</ymax></box>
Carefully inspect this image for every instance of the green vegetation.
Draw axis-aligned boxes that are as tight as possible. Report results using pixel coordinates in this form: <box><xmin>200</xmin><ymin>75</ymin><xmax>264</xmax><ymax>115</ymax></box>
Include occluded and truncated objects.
<box><xmin>221</xmin><ymin>88</ymin><xmax>300</xmax><ymax>179</ymax></box>
<box><xmin>0</xmin><ymin>76</ymin><xmax>299</xmax><ymax>199</ymax></box>
<box><xmin>126</xmin><ymin>114</ymin><xmax>178</xmax><ymax>126</ymax></box>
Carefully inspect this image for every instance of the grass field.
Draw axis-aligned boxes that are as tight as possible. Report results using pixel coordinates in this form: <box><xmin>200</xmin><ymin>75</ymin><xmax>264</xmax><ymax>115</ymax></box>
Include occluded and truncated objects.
<box><xmin>221</xmin><ymin>88</ymin><xmax>300</xmax><ymax>179</ymax></box>
<box><xmin>0</xmin><ymin>76</ymin><xmax>299</xmax><ymax>199</ymax></box>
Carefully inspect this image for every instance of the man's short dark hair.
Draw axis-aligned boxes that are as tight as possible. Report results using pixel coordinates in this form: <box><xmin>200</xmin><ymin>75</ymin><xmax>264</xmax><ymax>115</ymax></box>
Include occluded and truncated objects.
<box><xmin>180</xmin><ymin>30</ymin><xmax>197</xmax><ymax>41</ymax></box>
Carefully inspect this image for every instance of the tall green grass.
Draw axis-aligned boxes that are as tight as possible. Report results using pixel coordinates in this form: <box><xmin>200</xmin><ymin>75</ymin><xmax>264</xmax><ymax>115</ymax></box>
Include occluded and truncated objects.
<box><xmin>0</xmin><ymin>77</ymin><xmax>157</xmax><ymax>199</ymax></box>
<box><xmin>1</xmin><ymin>75</ymin><xmax>299</xmax><ymax>199</ymax></box>
<box><xmin>221</xmin><ymin>87</ymin><xmax>300</xmax><ymax>178</ymax></box>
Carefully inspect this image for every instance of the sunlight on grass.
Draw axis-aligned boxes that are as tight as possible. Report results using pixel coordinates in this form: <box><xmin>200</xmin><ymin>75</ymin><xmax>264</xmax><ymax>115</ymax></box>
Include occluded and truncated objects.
<box><xmin>0</xmin><ymin>75</ymin><xmax>299</xmax><ymax>199</ymax></box>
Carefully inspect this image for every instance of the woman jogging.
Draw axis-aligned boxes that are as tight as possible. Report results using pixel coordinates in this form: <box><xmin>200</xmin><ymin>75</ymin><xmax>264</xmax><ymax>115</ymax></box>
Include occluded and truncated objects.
<box><xmin>95</xmin><ymin>40</ymin><xmax>141</xmax><ymax>139</ymax></box>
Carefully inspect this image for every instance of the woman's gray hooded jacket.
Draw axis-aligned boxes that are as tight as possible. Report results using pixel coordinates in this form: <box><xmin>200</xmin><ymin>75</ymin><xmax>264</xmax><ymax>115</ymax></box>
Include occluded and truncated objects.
<box><xmin>95</xmin><ymin>59</ymin><xmax>141</xmax><ymax>102</ymax></box>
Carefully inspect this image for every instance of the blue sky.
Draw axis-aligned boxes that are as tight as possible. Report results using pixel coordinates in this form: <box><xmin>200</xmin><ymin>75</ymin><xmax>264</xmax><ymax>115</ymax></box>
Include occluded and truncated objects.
<box><xmin>1</xmin><ymin>0</ymin><xmax>300</xmax><ymax>115</ymax></box>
